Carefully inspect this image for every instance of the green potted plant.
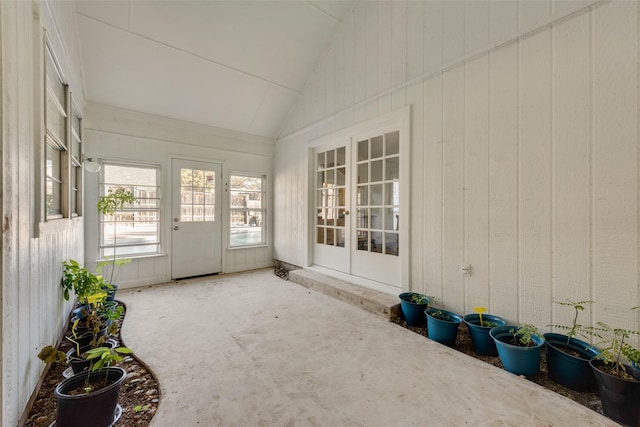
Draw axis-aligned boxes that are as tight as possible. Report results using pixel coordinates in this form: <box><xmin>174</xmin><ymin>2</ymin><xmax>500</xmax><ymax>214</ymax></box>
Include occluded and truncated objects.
<box><xmin>398</xmin><ymin>292</ymin><xmax>430</xmax><ymax>327</ymax></box>
<box><xmin>463</xmin><ymin>307</ymin><xmax>506</xmax><ymax>356</ymax></box>
<box><xmin>39</xmin><ymin>344</ymin><xmax>131</xmax><ymax>426</ymax></box>
<box><xmin>96</xmin><ymin>187</ymin><xmax>135</xmax><ymax>298</ymax></box>
<box><xmin>490</xmin><ymin>323</ymin><xmax>545</xmax><ymax>378</ymax></box>
<box><xmin>425</xmin><ymin>307</ymin><xmax>463</xmax><ymax>347</ymax></box>
<box><xmin>544</xmin><ymin>299</ymin><xmax>600</xmax><ymax>391</ymax></box>
<box><xmin>585</xmin><ymin>308</ymin><xmax>640</xmax><ymax>426</ymax></box>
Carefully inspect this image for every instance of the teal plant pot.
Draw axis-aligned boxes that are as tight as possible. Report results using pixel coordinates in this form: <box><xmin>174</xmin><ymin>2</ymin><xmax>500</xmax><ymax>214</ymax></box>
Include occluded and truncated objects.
<box><xmin>490</xmin><ymin>325</ymin><xmax>544</xmax><ymax>378</ymax></box>
<box><xmin>463</xmin><ymin>314</ymin><xmax>506</xmax><ymax>356</ymax></box>
<box><xmin>398</xmin><ymin>293</ymin><xmax>429</xmax><ymax>327</ymax></box>
<box><xmin>425</xmin><ymin>308</ymin><xmax>463</xmax><ymax>347</ymax></box>
<box><xmin>544</xmin><ymin>333</ymin><xmax>599</xmax><ymax>391</ymax></box>
<box><xmin>591</xmin><ymin>359</ymin><xmax>640</xmax><ymax>426</ymax></box>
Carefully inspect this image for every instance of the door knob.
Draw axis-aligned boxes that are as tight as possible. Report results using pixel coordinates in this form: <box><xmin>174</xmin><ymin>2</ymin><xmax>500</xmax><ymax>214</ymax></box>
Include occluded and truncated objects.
<box><xmin>345</xmin><ymin>210</ymin><xmax>350</xmax><ymax>215</ymax></box>
<box><xmin>173</xmin><ymin>226</ymin><xmax>179</xmax><ymax>231</ymax></box>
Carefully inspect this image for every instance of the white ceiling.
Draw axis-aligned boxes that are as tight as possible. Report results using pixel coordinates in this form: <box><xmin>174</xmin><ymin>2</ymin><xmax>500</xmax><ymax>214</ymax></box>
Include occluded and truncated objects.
<box><xmin>75</xmin><ymin>1</ymin><xmax>352</xmax><ymax>139</ymax></box>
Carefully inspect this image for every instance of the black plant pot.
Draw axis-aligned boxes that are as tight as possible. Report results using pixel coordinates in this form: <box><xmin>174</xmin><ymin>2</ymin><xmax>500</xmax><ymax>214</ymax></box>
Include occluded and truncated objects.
<box><xmin>543</xmin><ymin>333</ymin><xmax>599</xmax><ymax>392</ymax></box>
<box><xmin>103</xmin><ymin>284</ymin><xmax>119</xmax><ymax>302</ymax></box>
<box><xmin>55</xmin><ymin>366</ymin><xmax>126</xmax><ymax>427</ymax></box>
<box><xmin>590</xmin><ymin>359</ymin><xmax>640</xmax><ymax>427</ymax></box>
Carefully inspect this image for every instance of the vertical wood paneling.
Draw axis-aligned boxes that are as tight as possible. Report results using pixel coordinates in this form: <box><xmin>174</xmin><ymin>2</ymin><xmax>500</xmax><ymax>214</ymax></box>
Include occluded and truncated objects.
<box><xmin>519</xmin><ymin>0</ymin><xmax>551</xmax><ymax>31</ymax></box>
<box><xmin>489</xmin><ymin>43</ymin><xmax>519</xmax><ymax>321</ymax></box>
<box><xmin>377</xmin><ymin>1</ymin><xmax>392</xmax><ymax>114</ymax></box>
<box><xmin>365</xmin><ymin>2</ymin><xmax>378</xmax><ymax>100</ymax></box>
<box><xmin>464</xmin><ymin>55</ymin><xmax>490</xmax><ymax>313</ymax></box>
<box><xmin>465</xmin><ymin>0</ymin><xmax>489</xmax><ymax>55</ymax></box>
<box><xmin>592</xmin><ymin>0</ymin><xmax>639</xmax><ymax>329</ymax></box>
<box><xmin>407</xmin><ymin>0</ymin><xmax>424</xmax><ymax>79</ymax></box>
<box><xmin>442</xmin><ymin>66</ymin><xmax>465</xmax><ymax>310</ymax></box>
<box><xmin>408</xmin><ymin>81</ymin><xmax>424</xmax><ymax>290</ymax></box>
<box><xmin>551</xmin><ymin>11</ymin><xmax>592</xmax><ymax>326</ymax></box>
<box><xmin>391</xmin><ymin>1</ymin><xmax>406</xmax><ymax>109</ymax></box>
<box><xmin>443</xmin><ymin>1</ymin><xmax>465</xmax><ymax>65</ymax></box>
<box><xmin>519</xmin><ymin>30</ymin><xmax>552</xmax><ymax>326</ymax></box>
<box><xmin>424</xmin><ymin>0</ymin><xmax>443</xmax><ymax>75</ymax></box>
<box><xmin>422</xmin><ymin>75</ymin><xmax>443</xmax><ymax>298</ymax></box>
<box><xmin>490</xmin><ymin>0</ymin><xmax>518</xmax><ymax>43</ymax></box>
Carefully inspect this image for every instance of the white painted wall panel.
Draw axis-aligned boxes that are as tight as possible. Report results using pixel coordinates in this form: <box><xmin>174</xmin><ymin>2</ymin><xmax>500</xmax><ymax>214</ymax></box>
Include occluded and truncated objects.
<box><xmin>464</xmin><ymin>55</ymin><xmax>490</xmax><ymax>313</ymax></box>
<box><xmin>592</xmin><ymin>0</ymin><xmax>639</xmax><ymax>333</ymax></box>
<box><xmin>1</xmin><ymin>1</ymin><xmax>83</xmax><ymax>424</ymax></box>
<box><xmin>275</xmin><ymin>0</ymin><xmax>640</xmax><ymax>335</ymax></box>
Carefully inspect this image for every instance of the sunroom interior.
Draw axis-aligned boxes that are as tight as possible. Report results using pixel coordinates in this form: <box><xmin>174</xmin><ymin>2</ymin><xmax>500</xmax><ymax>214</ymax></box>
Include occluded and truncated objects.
<box><xmin>2</xmin><ymin>0</ymin><xmax>640</xmax><ymax>425</ymax></box>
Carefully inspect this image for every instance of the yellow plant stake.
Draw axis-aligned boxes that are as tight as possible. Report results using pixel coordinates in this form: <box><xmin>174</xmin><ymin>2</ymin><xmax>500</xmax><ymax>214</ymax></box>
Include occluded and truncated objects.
<box><xmin>474</xmin><ymin>306</ymin><xmax>487</xmax><ymax>326</ymax></box>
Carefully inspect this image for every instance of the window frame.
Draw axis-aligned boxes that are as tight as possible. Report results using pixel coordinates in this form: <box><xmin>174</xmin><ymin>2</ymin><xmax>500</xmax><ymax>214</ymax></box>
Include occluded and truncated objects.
<box><xmin>98</xmin><ymin>160</ymin><xmax>162</xmax><ymax>259</ymax></box>
<box><xmin>228</xmin><ymin>172</ymin><xmax>268</xmax><ymax>248</ymax></box>
<box><xmin>44</xmin><ymin>38</ymin><xmax>70</xmax><ymax>221</ymax></box>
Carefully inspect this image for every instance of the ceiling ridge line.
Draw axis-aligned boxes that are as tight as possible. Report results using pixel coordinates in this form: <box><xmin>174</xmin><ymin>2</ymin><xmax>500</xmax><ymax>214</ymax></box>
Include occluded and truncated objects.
<box><xmin>76</xmin><ymin>12</ymin><xmax>302</xmax><ymax>95</ymax></box>
<box><xmin>305</xmin><ymin>1</ymin><xmax>342</xmax><ymax>23</ymax></box>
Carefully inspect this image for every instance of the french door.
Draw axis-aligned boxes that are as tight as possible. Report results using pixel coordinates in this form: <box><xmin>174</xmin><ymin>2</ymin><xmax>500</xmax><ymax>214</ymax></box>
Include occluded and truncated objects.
<box><xmin>313</xmin><ymin>128</ymin><xmax>402</xmax><ymax>288</ymax></box>
<box><xmin>171</xmin><ymin>159</ymin><xmax>222</xmax><ymax>279</ymax></box>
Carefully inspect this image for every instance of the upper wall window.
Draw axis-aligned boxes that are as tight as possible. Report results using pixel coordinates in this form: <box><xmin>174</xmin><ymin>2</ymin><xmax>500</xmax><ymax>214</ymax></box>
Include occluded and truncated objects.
<box><xmin>100</xmin><ymin>162</ymin><xmax>161</xmax><ymax>258</ymax></box>
<box><xmin>229</xmin><ymin>174</ymin><xmax>266</xmax><ymax>247</ymax></box>
<box><xmin>45</xmin><ymin>43</ymin><xmax>69</xmax><ymax>219</ymax></box>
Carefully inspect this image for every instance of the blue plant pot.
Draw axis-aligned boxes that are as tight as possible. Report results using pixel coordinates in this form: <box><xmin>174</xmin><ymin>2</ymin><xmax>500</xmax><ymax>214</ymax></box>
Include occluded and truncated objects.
<box><xmin>398</xmin><ymin>293</ymin><xmax>429</xmax><ymax>327</ymax></box>
<box><xmin>463</xmin><ymin>314</ymin><xmax>506</xmax><ymax>356</ymax></box>
<box><xmin>490</xmin><ymin>325</ymin><xmax>544</xmax><ymax>378</ymax></box>
<box><xmin>544</xmin><ymin>333</ymin><xmax>599</xmax><ymax>391</ymax></box>
<box><xmin>425</xmin><ymin>308</ymin><xmax>463</xmax><ymax>347</ymax></box>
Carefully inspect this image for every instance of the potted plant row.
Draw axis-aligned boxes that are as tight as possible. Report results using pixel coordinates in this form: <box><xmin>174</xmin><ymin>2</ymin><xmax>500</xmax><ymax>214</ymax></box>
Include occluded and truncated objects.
<box><xmin>38</xmin><ymin>259</ymin><xmax>132</xmax><ymax>426</ymax></box>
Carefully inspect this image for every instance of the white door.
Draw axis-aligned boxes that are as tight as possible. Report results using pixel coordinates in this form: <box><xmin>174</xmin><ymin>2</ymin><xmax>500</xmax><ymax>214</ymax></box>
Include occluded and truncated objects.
<box><xmin>350</xmin><ymin>130</ymin><xmax>401</xmax><ymax>286</ymax></box>
<box><xmin>171</xmin><ymin>159</ymin><xmax>222</xmax><ymax>279</ymax></box>
<box><xmin>312</xmin><ymin>129</ymin><xmax>402</xmax><ymax>288</ymax></box>
<box><xmin>313</xmin><ymin>142</ymin><xmax>350</xmax><ymax>273</ymax></box>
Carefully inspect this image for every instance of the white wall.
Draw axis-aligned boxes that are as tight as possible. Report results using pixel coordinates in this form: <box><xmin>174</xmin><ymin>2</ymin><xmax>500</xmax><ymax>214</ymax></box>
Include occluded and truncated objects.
<box><xmin>1</xmin><ymin>0</ymin><xmax>84</xmax><ymax>425</ymax></box>
<box><xmin>275</xmin><ymin>0</ymin><xmax>640</xmax><ymax>338</ymax></box>
<box><xmin>83</xmin><ymin>103</ymin><xmax>274</xmax><ymax>287</ymax></box>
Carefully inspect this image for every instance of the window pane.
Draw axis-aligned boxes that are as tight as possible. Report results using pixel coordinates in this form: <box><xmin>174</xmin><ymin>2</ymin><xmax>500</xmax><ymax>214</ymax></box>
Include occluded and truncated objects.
<box><xmin>230</xmin><ymin>174</ymin><xmax>266</xmax><ymax>247</ymax></box>
<box><xmin>370</xmin><ymin>208</ymin><xmax>382</xmax><ymax>230</ymax></box>
<box><xmin>371</xmin><ymin>231</ymin><xmax>383</xmax><ymax>253</ymax></box>
<box><xmin>386</xmin><ymin>131</ymin><xmax>400</xmax><ymax>155</ymax></box>
<box><xmin>46</xmin><ymin>178</ymin><xmax>61</xmax><ymax>216</ymax></box>
<box><xmin>357</xmin><ymin>163</ymin><xmax>368</xmax><ymax>184</ymax></box>
<box><xmin>336</xmin><ymin>147</ymin><xmax>345</xmax><ymax>166</ymax></box>
<box><xmin>327</xmin><ymin>150</ymin><xmax>335</xmax><ymax>168</ymax></box>
<box><xmin>385</xmin><ymin>233</ymin><xmax>399</xmax><ymax>256</ymax></box>
<box><xmin>357</xmin><ymin>140</ymin><xmax>368</xmax><ymax>161</ymax></box>
<box><xmin>371</xmin><ymin>160</ymin><xmax>383</xmax><ymax>182</ymax></box>
<box><xmin>100</xmin><ymin>163</ymin><xmax>160</xmax><ymax>257</ymax></box>
<box><xmin>357</xmin><ymin>230</ymin><xmax>368</xmax><ymax>251</ymax></box>
<box><xmin>370</xmin><ymin>184</ymin><xmax>383</xmax><ymax>205</ymax></box>
<box><xmin>336</xmin><ymin>228</ymin><xmax>345</xmax><ymax>247</ymax></box>
<box><xmin>385</xmin><ymin>157</ymin><xmax>399</xmax><ymax>181</ymax></box>
<box><xmin>336</xmin><ymin>167</ymin><xmax>345</xmax><ymax>186</ymax></box>
<box><xmin>371</xmin><ymin>136</ymin><xmax>383</xmax><ymax>158</ymax></box>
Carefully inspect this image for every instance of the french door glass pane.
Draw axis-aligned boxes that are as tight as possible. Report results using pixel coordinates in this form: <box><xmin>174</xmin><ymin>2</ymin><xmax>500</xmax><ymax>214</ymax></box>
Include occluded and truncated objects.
<box><xmin>354</xmin><ymin>131</ymin><xmax>400</xmax><ymax>257</ymax></box>
<box><xmin>316</xmin><ymin>147</ymin><xmax>347</xmax><ymax>247</ymax></box>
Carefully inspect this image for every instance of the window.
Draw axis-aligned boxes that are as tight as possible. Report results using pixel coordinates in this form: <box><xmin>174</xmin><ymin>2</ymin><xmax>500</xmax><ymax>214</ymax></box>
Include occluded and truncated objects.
<box><xmin>229</xmin><ymin>174</ymin><xmax>266</xmax><ymax>247</ymax></box>
<box><xmin>316</xmin><ymin>147</ymin><xmax>346</xmax><ymax>247</ymax></box>
<box><xmin>70</xmin><ymin>109</ymin><xmax>82</xmax><ymax>216</ymax></box>
<box><xmin>45</xmin><ymin>42</ymin><xmax>69</xmax><ymax>219</ymax></box>
<box><xmin>100</xmin><ymin>163</ymin><xmax>161</xmax><ymax>258</ymax></box>
<box><xmin>180</xmin><ymin>168</ymin><xmax>216</xmax><ymax>222</ymax></box>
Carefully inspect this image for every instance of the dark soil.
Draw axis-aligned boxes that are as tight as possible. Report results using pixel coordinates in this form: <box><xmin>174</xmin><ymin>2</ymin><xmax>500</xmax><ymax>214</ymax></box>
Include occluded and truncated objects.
<box><xmin>23</xmin><ymin>303</ymin><xmax>158</xmax><ymax>426</ymax></box>
<box><xmin>391</xmin><ymin>317</ymin><xmax>605</xmax><ymax>415</ymax></box>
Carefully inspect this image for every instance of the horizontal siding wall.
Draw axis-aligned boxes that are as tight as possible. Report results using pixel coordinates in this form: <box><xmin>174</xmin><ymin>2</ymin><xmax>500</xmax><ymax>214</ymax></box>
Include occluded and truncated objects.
<box><xmin>275</xmin><ymin>0</ymin><xmax>639</xmax><ymax>337</ymax></box>
<box><xmin>1</xmin><ymin>1</ymin><xmax>84</xmax><ymax>425</ymax></box>
<box><xmin>84</xmin><ymin>104</ymin><xmax>274</xmax><ymax>287</ymax></box>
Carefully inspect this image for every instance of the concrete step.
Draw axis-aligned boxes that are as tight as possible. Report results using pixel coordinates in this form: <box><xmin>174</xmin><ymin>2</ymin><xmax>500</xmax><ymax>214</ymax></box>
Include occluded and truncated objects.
<box><xmin>288</xmin><ymin>269</ymin><xmax>400</xmax><ymax>320</ymax></box>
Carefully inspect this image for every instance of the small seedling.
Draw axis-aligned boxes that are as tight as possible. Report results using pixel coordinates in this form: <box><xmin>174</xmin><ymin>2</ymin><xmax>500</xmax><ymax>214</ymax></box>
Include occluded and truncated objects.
<box><xmin>410</xmin><ymin>293</ymin><xmax>429</xmax><ymax>305</ymax></box>
<box><xmin>508</xmin><ymin>324</ymin><xmax>543</xmax><ymax>347</ymax></box>
<box><xmin>548</xmin><ymin>299</ymin><xmax>593</xmax><ymax>345</ymax></box>
<box><xmin>134</xmin><ymin>404</ymin><xmax>151</xmax><ymax>412</ymax></box>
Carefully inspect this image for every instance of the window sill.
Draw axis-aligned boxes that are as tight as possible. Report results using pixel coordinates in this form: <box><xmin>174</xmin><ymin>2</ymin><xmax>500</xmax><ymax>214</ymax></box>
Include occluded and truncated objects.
<box><xmin>227</xmin><ymin>244</ymin><xmax>269</xmax><ymax>251</ymax></box>
<box><xmin>93</xmin><ymin>253</ymin><xmax>167</xmax><ymax>264</ymax></box>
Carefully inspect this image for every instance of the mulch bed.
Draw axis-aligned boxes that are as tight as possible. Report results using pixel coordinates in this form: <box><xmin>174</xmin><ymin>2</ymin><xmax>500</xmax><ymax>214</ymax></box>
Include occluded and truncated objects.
<box><xmin>23</xmin><ymin>303</ymin><xmax>158</xmax><ymax>426</ymax></box>
<box><xmin>391</xmin><ymin>317</ymin><xmax>604</xmax><ymax>415</ymax></box>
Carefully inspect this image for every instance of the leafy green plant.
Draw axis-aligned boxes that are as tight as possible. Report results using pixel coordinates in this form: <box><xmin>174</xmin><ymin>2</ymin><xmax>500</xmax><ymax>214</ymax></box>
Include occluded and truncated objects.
<box><xmin>62</xmin><ymin>260</ymin><xmax>107</xmax><ymax>304</ymax></box>
<box><xmin>427</xmin><ymin>310</ymin><xmax>451</xmax><ymax>321</ymax></box>
<box><xmin>548</xmin><ymin>299</ymin><xmax>594</xmax><ymax>345</ymax></box>
<box><xmin>96</xmin><ymin>187</ymin><xmax>135</xmax><ymax>285</ymax></box>
<box><xmin>508</xmin><ymin>324</ymin><xmax>544</xmax><ymax>347</ymax></box>
<box><xmin>409</xmin><ymin>293</ymin><xmax>429</xmax><ymax>305</ymax></box>
<box><xmin>583</xmin><ymin>307</ymin><xmax>640</xmax><ymax>379</ymax></box>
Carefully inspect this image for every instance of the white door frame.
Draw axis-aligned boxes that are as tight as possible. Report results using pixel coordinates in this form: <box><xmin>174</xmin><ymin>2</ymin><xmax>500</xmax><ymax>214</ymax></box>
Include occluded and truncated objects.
<box><xmin>169</xmin><ymin>156</ymin><xmax>225</xmax><ymax>279</ymax></box>
<box><xmin>306</xmin><ymin>106</ymin><xmax>411</xmax><ymax>290</ymax></box>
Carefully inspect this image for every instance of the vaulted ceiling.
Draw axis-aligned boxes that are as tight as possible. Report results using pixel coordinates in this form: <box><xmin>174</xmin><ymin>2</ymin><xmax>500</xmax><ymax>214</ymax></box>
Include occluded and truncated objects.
<box><xmin>75</xmin><ymin>1</ymin><xmax>352</xmax><ymax>139</ymax></box>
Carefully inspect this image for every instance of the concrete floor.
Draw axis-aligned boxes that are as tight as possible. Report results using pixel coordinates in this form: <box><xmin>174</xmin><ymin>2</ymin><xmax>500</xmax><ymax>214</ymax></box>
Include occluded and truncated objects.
<box><xmin>118</xmin><ymin>268</ymin><xmax>615</xmax><ymax>426</ymax></box>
